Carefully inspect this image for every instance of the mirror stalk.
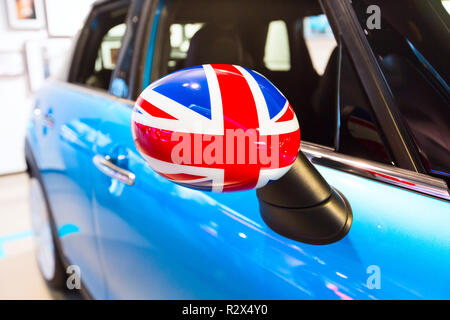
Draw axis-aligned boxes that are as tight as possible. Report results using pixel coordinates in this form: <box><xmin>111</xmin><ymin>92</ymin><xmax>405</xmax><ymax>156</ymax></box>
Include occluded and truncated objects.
<box><xmin>257</xmin><ymin>152</ymin><xmax>353</xmax><ymax>245</ymax></box>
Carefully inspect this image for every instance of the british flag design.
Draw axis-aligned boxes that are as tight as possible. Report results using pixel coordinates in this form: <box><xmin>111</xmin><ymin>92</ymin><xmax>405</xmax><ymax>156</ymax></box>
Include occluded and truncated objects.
<box><xmin>132</xmin><ymin>64</ymin><xmax>300</xmax><ymax>192</ymax></box>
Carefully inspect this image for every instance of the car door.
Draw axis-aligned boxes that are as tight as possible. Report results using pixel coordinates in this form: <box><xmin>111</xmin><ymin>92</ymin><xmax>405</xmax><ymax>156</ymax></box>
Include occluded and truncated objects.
<box><xmin>92</xmin><ymin>0</ymin><xmax>450</xmax><ymax>299</ymax></box>
<box><xmin>34</xmin><ymin>0</ymin><xmax>132</xmax><ymax>299</ymax></box>
<box><xmin>36</xmin><ymin>82</ymin><xmax>112</xmax><ymax>299</ymax></box>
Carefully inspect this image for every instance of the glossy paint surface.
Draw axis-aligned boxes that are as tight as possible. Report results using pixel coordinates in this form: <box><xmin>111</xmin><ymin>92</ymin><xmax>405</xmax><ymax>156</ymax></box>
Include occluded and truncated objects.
<box><xmin>26</xmin><ymin>78</ymin><xmax>450</xmax><ymax>300</ymax></box>
<box><xmin>27</xmin><ymin>85</ymin><xmax>450</xmax><ymax>299</ymax></box>
<box><xmin>90</xmin><ymin>97</ymin><xmax>450</xmax><ymax>299</ymax></box>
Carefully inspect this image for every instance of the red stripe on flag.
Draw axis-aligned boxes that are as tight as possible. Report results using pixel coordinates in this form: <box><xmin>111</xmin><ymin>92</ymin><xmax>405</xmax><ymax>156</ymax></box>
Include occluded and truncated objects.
<box><xmin>137</xmin><ymin>96</ymin><xmax>177</xmax><ymax>120</ymax></box>
<box><xmin>211</xmin><ymin>64</ymin><xmax>261</xmax><ymax>190</ymax></box>
<box><xmin>275</xmin><ymin>104</ymin><xmax>295</xmax><ymax>122</ymax></box>
<box><xmin>211</xmin><ymin>64</ymin><xmax>259</xmax><ymax>130</ymax></box>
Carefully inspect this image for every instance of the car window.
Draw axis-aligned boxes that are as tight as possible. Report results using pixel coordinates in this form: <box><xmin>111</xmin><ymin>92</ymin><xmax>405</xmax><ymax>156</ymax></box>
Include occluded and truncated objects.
<box><xmin>338</xmin><ymin>47</ymin><xmax>393</xmax><ymax>165</ymax></box>
<box><xmin>351</xmin><ymin>0</ymin><xmax>450</xmax><ymax>179</ymax></box>
<box><xmin>167</xmin><ymin>23</ymin><xmax>203</xmax><ymax>73</ymax></box>
<box><xmin>153</xmin><ymin>0</ymin><xmax>393</xmax><ymax>166</ymax></box>
<box><xmin>155</xmin><ymin>0</ymin><xmax>323</xmax><ymax>143</ymax></box>
<box><xmin>166</xmin><ymin>18</ymin><xmax>293</xmax><ymax>73</ymax></box>
<box><xmin>95</xmin><ymin>24</ymin><xmax>126</xmax><ymax>71</ymax></box>
<box><xmin>110</xmin><ymin>0</ymin><xmax>145</xmax><ymax>98</ymax></box>
<box><xmin>156</xmin><ymin>0</ymin><xmax>314</xmax><ymax>78</ymax></box>
<box><xmin>305</xmin><ymin>14</ymin><xmax>393</xmax><ymax>164</ymax></box>
<box><xmin>70</xmin><ymin>3</ymin><xmax>129</xmax><ymax>91</ymax></box>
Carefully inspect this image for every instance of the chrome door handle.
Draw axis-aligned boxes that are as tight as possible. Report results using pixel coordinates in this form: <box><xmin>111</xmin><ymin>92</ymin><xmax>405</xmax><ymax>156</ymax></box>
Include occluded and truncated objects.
<box><xmin>93</xmin><ymin>155</ymin><xmax>135</xmax><ymax>186</ymax></box>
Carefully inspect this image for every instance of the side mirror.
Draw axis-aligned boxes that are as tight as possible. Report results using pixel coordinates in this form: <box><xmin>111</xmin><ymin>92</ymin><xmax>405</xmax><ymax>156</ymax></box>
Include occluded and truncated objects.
<box><xmin>132</xmin><ymin>64</ymin><xmax>352</xmax><ymax>244</ymax></box>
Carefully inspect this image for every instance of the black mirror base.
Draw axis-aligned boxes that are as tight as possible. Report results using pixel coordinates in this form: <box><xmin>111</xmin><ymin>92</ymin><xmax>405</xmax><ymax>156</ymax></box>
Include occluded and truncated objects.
<box><xmin>258</xmin><ymin>188</ymin><xmax>353</xmax><ymax>245</ymax></box>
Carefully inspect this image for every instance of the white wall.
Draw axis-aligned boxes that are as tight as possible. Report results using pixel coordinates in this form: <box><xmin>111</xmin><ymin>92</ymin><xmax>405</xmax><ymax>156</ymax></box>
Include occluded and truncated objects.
<box><xmin>0</xmin><ymin>0</ymin><xmax>44</xmax><ymax>175</ymax></box>
<box><xmin>0</xmin><ymin>0</ymin><xmax>94</xmax><ymax>175</ymax></box>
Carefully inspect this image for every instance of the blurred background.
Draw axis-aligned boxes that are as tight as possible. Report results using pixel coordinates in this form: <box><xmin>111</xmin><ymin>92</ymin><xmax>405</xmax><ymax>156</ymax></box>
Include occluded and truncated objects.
<box><xmin>0</xmin><ymin>0</ymin><xmax>95</xmax><ymax>299</ymax></box>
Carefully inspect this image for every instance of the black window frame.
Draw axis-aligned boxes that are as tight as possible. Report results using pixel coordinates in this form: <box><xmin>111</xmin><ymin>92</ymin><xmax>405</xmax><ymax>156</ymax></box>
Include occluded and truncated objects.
<box><xmin>336</xmin><ymin>40</ymin><xmax>396</xmax><ymax>165</ymax></box>
<box><xmin>321</xmin><ymin>0</ymin><xmax>426</xmax><ymax>174</ymax></box>
<box><xmin>108</xmin><ymin>0</ymin><xmax>148</xmax><ymax>99</ymax></box>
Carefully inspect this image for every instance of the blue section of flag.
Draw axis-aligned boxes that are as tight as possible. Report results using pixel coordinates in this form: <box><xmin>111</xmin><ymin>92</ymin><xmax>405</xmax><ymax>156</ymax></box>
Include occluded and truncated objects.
<box><xmin>245</xmin><ymin>68</ymin><xmax>287</xmax><ymax>119</ymax></box>
<box><xmin>152</xmin><ymin>66</ymin><xmax>212</xmax><ymax>119</ymax></box>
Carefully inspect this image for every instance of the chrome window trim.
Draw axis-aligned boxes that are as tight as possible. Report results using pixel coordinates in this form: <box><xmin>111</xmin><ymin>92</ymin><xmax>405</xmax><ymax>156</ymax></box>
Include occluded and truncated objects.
<box><xmin>301</xmin><ymin>141</ymin><xmax>450</xmax><ymax>201</ymax></box>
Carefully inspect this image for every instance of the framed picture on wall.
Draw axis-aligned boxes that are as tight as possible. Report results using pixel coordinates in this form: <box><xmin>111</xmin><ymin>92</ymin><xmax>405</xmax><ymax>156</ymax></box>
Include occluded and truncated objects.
<box><xmin>6</xmin><ymin>0</ymin><xmax>46</xmax><ymax>30</ymax></box>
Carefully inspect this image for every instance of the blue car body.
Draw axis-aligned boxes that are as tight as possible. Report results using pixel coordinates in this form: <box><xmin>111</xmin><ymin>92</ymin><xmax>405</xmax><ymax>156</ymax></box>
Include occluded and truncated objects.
<box><xmin>26</xmin><ymin>0</ymin><xmax>450</xmax><ymax>299</ymax></box>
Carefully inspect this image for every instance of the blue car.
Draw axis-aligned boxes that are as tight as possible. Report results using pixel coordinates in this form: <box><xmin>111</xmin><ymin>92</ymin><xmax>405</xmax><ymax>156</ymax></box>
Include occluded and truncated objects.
<box><xmin>25</xmin><ymin>0</ymin><xmax>450</xmax><ymax>299</ymax></box>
